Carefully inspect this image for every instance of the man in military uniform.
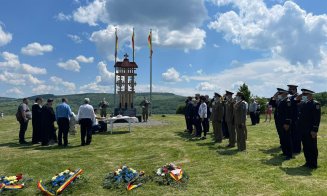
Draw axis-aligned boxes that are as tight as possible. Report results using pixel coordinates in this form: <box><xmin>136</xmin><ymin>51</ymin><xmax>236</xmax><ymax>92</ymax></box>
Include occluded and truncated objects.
<box><xmin>287</xmin><ymin>84</ymin><xmax>301</xmax><ymax>154</ymax></box>
<box><xmin>225</xmin><ymin>91</ymin><xmax>236</xmax><ymax>147</ymax></box>
<box><xmin>297</xmin><ymin>89</ymin><xmax>321</xmax><ymax>169</ymax></box>
<box><xmin>211</xmin><ymin>93</ymin><xmax>224</xmax><ymax>143</ymax></box>
<box><xmin>98</xmin><ymin>98</ymin><xmax>109</xmax><ymax>117</ymax></box>
<box><xmin>233</xmin><ymin>92</ymin><xmax>247</xmax><ymax>151</ymax></box>
<box><xmin>140</xmin><ymin>97</ymin><xmax>151</xmax><ymax>122</ymax></box>
<box><xmin>271</xmin><ymin>88</ymin><xmax>293</xmax><ymax>159</ymax></box>
<box><xmin>184</xmin><ymin>96</ymin><xmax>193</xmax><ymax>133</ymax></box>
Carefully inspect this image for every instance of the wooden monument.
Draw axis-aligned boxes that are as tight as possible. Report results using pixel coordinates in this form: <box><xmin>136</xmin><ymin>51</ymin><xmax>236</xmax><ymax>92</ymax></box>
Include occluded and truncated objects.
<box><xmin>114</xmin><ymin>53</ymin><xmax>138</xmax><ymax>116</ymax></box>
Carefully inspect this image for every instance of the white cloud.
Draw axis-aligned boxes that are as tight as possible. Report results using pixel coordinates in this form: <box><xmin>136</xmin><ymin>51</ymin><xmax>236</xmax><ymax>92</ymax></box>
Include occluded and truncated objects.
<box><xmin>0</xmin><ymin>71</ymin><xmax>43</xmax><ymax>86</ymax></box>
<box><xmin>213</xmin><ymin>44</ymin><xmax>220</xmax><ymax>48</ymax></box>
<box><xmin>0</xmin><ymin>24</ymin><xmax>12</xmax><ymax>47</ymax></box>
<box><xmin>79</xmin><ymin>61</ymin><xmax>115</xmax><ymax>92</ymax></box>
<box><xmin>32</xmin><ymin>84</ymin><xmax>54</xmax><ymax>95</ymax></box>
<box><xmin>162</xmin><ymin>67</ymin><xmax>182</xmax><ymax>82</ymax></box>
<box><xmin>0</xmin><ymin>51</ymin><xmax>47</xmax><ymax>74</ymax></box>
<box><xmin>76</xmin><ymin>55</ymin><xmax>94</xmax><ymax>63</ymax></box>
<box><xmin>57</xmin><ymin>59</ymin><xmax>80</xmax><ymax>72</ymax></box>
<box><xmin>21</xmin><ymin>42</ymin><xmax>53</xmax><ymax>56</ymax></box>
<box><xmin>67</xmin><ymin>34</ymin><xmax>82</xmax><ymax>43</ymax></box>
<box><xmin>50</xmin><ymin>76</ymin><xmax>76</xmax><ymax>91</ymax></box>
<box><xmin>73</xmin><ymin>0</ymin><xmax>108</xmax><ymax>26</ymax></box>
<box><xmin>196</xmin><ymin>69</ymin><xmax>203</xmax><ymax>75</ymax></box>
<box><xmin>208</xmin><ymin>0</ymin><xmax>327</xmax><ymax>64</ymax></box>
<box><xmin>6</xmin><ymin>87</ymin><xmax>23</xmax><ymax>95</ymax></box>
<box><xmin>55</xmin><ymin>12</ymin><xmax>72</xmax><ymax>21</ymax></box>
<box><xmin>196</xmin><ymin>82</ymin><xmax>216</xmax><ymax>91</ymax></box>
<box><xmin>21</xmin><ymin>63</ymin><xmax>47</xmax><ymax>75</ymax></box>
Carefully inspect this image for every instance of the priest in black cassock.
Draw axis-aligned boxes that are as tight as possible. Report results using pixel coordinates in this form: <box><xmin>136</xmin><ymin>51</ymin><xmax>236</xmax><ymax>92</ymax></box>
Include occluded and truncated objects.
<box><xmin>32</xmin><ymin>97</ymin><xmax>43</xmax><ymax>144</ymax></box>
<box><xmin>41</xmin><ymin>99</ymin><xmax>56</xmax><ymax>146</ymax></box>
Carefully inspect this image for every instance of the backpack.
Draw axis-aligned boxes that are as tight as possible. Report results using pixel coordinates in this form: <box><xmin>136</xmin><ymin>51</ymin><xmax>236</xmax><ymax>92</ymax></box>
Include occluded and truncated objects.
<box><xmin>16</xmin><ymin>104</ymin><xmax>23</xmax><ymax>122</ymax></box>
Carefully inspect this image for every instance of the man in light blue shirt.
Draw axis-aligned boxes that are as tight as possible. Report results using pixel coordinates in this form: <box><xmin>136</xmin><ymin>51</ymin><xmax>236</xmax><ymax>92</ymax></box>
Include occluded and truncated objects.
<box><xmin>56</xmin><ymin>98</ymin><xmax>73</xmax><ymax>147</ymax></box>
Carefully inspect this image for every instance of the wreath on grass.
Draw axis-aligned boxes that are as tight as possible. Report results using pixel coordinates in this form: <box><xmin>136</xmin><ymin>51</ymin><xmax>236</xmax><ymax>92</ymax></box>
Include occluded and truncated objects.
<box><xmin>37</xmin><ymin>168</ymin><xmax>84</xmax><ymax>196</ymax></box>
<box><xmin>0</xmin><ymin>173</ymin><xmax>32</xmax><ymax>194</ymax></box>
<box><xmin>153</xmin><ymin>163</ymin><xmax>189</xmax><ymax>188</ymax></box>
<box><xmin>103</xmin><ymin>165</ymin><xmax>149</xmax><ymax>191</ymax></box>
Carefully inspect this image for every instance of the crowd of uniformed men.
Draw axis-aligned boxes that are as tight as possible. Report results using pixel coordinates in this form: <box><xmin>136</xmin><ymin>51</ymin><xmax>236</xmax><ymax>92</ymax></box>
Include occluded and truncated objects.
<box><xmin>184</xmin><ymin>85</ymin><xmax>321</xmax><ymax>169</ymax></box>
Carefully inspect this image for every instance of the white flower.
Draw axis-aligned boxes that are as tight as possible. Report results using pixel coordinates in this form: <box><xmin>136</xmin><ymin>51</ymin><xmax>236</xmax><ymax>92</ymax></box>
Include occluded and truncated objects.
<box><xmin>64</xmin><ymin>170</ymin><xmax>70</xmax><ymax>174</ymax></box>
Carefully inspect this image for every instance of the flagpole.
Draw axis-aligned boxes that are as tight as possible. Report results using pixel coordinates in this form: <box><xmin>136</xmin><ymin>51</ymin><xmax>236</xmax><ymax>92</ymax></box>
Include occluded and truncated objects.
<box><xmin>149</xmin><ymin>29</ymin><xmax>152</xmax><ymax>116</ymax></box>
<box><xmin>132</xmin><ymin>27</ymin><xmax>135</xmax><ymax>62</ymax></box>
<box><xmin>114</xmin><ymin>28</ymin><xmax>117</xmax><ymax>110</ymax></box>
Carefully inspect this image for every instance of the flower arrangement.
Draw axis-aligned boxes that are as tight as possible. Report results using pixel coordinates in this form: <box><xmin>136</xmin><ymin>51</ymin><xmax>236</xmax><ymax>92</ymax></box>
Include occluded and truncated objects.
<box><xmin>37</xmin><ymin>168</ymin><xmax>83</xmax><ymax>196</ymax></box>
<box><xmin>0</xmin><ymin>173</ymin><xmax>31</xmax><ymax>193</ymax></box>
<box><xmin>153</xmin><ymin>163</ymin><xmax>189</xmax><ymax>188</ymax></box>
<box><xmin>103</xmin><ymin>165</ymin><xmax>148</xmax><ymax>191</ymax></box>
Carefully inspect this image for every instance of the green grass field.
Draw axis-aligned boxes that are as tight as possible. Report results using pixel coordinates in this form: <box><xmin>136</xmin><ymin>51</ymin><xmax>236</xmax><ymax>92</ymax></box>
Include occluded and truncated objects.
<box><xmin>0</xmin><ymin>114</ymin><xmax>326</xmax><ymax>195</ymax></box>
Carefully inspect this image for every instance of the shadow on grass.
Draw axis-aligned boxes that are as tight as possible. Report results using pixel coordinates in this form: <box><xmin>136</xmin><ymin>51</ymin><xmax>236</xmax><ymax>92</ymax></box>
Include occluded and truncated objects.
<box><xmin>261</xmin><ymin>154</ymin><xmax>285</xmax><ymax>166</ymax></box>
<box><xmin>0</xmin><ymin>141</ymin><xmax>81</xmax><ymax>150</ymax></box>
<box><xmin>33</xmin><ymin>144</ymin><xmax>81</xmax><ymax>150</ymax></box>
<box><xmin>259</xmin><ymin>146</ymin><xmax>281</xmax><ymax>154</ymax></box>
<box><xmin>175</xmin><ymin>131</ymin><xmax>198</xmax><ymax>141</ymax></box>
<box><xmin>0</xmin><ymin>141</ymin><xmax>36</xmax><ymax>149</ymax></box>
<box><xmin>217</xmin><ymin>148</ymin><xmax>239</xmax><ymax>156</ymax></box>
<box><xmin>280</xmin><ymin>166</ymin><xmax>313</xmax><ymax>176</ymax></box>
<box><xmin>96</xmin><ymin>131</ymin><xmax>131</xmax><ymax>135</ymax></box>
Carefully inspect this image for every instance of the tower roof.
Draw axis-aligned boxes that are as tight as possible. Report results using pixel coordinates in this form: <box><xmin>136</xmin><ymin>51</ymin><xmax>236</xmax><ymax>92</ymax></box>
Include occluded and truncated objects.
<box><xmin>114</xmin><ymin>53</ymin><xmax>138</xmax><ymax>68</ymax></box>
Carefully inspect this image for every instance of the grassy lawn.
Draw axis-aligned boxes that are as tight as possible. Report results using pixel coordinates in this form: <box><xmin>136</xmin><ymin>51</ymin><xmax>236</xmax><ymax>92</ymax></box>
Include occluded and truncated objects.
<box><xmin>0</xmin><ymin>114</ymin><xmax>327</xmax><ymax>195</ymax></box>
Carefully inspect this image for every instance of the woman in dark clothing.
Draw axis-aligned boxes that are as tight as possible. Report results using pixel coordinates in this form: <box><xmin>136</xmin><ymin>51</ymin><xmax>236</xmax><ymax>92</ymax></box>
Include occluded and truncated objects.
<box><xmin>32</xmin><ymin>97</ymin><xmax>43</xmax><ymax>144</ymax></box>
<box><xmin>41</xmin><ymin>99</ymin><xmax>56</xmax><ymax>146</ymax></box>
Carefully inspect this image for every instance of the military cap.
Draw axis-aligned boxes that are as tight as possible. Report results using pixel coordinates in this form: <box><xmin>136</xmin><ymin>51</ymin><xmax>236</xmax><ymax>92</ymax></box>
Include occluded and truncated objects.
<box><xmin>236</xmin><ymin>92</ymin><xmax>244</xmax><ymax>96</ymax></box>
<box><xmin>225</xmin><ymin>90</ymin><xmax>234</xmax><ymax>95</ymax></box>
<box><xmin>277</xmin><ymin>88</ymin><xmax>288</xmax><ymax>94</ymax></box>
<box><xmin>301</xmin><ymin>88</ymin><xmax>315</xmax><ymax>94</ymax></box>
<box><xmin>47</xmin><ymin>98</ymin><xmax>54</xmax><ymax>103</ymax></box>
<box><xmin>287</xmin><ymin>84</ymin><xmax>298</xmax><ymax>88</ymax></box>
<box><xmin>214</xmin><ymin>92</ymin><xmax>221</xmax><ymax>97</ymax></box>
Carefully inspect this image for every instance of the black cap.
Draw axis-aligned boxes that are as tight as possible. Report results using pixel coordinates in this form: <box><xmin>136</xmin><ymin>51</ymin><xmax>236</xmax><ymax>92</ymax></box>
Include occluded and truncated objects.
<box><xmin>47</xmin><ymin>98</ymin><xmax>54</xmax><ymax>103</ymax></box>
<box><xmin>301</xmin><ymin>88</ymin><xmax>315</xmax><ymax>94</ymax></box>
<box><xmin>214</xmin><ymin>92</ymin><xmax>221</xmax><ymax>97</ymax></box>
<box><xmin>236</xmin><ymin>92</ymin><xmax>244</xmax><ymax>96</ymax></box>
<box><xmin>225</xmin><ymin>90</ymin><xmax>234</xmax><ymax>95</ymax></box>
<box><xmin>287</xmin><ymin>84</ymin><xmax>298</xmax><ymax>88</ymax></box>
<box><xmin>277</xmin><ymin>88</ymin><xmax>288</xmax><ymax>94</ymax></box>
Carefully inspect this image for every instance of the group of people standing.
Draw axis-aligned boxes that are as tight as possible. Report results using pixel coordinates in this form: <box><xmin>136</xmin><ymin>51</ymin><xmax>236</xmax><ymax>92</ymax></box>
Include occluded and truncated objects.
<box><xmin>269</xmin><ymin>85</ymin><xmax>321</xmax><ymax>169</ymax></box>
<box><xmin>16</xmin><ymin>97</ymin><xmax>96</xmax><ymax>147</ymax></box>
<box><xmin>184</xmin><ymin>91</ymin><xmax>248</xmax><ymax>152</ymax></box>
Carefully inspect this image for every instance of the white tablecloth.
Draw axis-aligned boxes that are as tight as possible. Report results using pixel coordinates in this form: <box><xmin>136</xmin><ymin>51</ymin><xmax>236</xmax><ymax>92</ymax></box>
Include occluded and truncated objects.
<box><xmin>105</xmin><ymin>116</ymin><xmax>139</xmax><ymax>134</ymax></box>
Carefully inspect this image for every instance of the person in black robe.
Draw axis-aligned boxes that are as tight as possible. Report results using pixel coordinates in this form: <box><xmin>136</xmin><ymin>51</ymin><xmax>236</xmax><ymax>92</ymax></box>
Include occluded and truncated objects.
<box><xmin>32</xmin><ymin>97</ymin><xmax>43</xmax><ymax>144</ymax></box>
<box><xmin>41</xmin><ymin>99</ymin><xmax>56</xmax><ymax>146</ymax></box>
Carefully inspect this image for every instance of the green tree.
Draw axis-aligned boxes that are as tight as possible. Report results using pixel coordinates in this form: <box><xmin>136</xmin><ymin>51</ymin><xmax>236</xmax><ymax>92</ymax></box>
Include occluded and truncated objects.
<box><xmin>238</xmin><ymin>83</ymin><xmax>251</xmax><ymax>103</ymax></box>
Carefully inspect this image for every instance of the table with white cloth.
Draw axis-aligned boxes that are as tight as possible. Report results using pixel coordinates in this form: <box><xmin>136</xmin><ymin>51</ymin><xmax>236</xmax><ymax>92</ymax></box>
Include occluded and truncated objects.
<box><xmin>105</xmin><ymin>116</ymin><xmax>139</xmax><ymax>134</ymax></box>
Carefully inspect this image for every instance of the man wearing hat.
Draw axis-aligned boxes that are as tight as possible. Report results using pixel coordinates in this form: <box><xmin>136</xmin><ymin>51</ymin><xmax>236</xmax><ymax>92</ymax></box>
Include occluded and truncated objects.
<box><xmin>233</xmin><ymin>92</ymin><xmax>247</xmax><ymax>151</ymax></box>
<box><xmin>297</xmin><ymin>89</ymin><xmax>321</xmax><ymax>169</ymax></box>
<box><xmin>287</xmin><ymin>84</ymin><xmax>301</xmax><ymax>154</ymax></box>
<box><xmin>41</xmin><ymin>98</ymin><xmax>56</xmax><ymax>146</ymax></box>
<box><xmin>270</xmin><ymin>88</ymin><xmax>293</xmax><ymax>159</ymax></box>
<box><xmin>211</xmin><ymin>93</ymin><xmax>224</xmax><ymax>143</ymax></box>
<box><xmin>225</xmin><ymin>91</ymin><xmax>236</xmax><ymax>147</ymax></box>
<box><xmin>56</xmin><ymin>98</ymin><xmax>73</xmax><ymax>147</ymax></box>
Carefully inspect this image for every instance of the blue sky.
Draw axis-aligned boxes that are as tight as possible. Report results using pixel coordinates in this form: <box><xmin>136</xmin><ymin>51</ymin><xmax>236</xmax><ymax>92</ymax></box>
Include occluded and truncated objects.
<box><xmin>0</xmin><ymin>0</ymin><xmax>327</xmax><ymax>98</ymax></box>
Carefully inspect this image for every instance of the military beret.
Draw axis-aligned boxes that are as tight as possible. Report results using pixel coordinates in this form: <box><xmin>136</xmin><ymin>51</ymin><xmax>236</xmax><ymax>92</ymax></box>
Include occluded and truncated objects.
<box><xmin>225</xmin><ymin>90</ymin><xmax>234</xmax><ymax>95</ymax></box>
<box><xmin>301</xmin><ymin>88</ymin><xmax>315</xmax><ymax>94</ymax></box>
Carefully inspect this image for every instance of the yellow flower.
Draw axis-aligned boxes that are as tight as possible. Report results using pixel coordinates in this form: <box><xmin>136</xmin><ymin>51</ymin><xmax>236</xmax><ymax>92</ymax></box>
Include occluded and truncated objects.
<box><xmin>64</xmin><ymin>170</ymin><xmax>70</xmax><ymax>174</ymax></box>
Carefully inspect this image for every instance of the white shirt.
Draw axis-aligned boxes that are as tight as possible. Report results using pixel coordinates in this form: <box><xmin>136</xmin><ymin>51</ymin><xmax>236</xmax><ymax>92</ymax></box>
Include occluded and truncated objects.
<box><xmin>198</xmin><ymin>102</ymin><xmax>207</xmax><ymax>118</ymax></box>
<box><xmin>77</xmin><ymin>104</ymin><xmax>96</xmax><ymax>123</ymax></box>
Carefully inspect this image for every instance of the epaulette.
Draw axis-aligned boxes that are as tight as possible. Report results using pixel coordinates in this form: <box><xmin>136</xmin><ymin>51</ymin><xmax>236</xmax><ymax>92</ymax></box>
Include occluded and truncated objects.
<box><xmin>314</xmin><ymin>100</ymin><xmax>321</xmax><ymax>110</ymax></box>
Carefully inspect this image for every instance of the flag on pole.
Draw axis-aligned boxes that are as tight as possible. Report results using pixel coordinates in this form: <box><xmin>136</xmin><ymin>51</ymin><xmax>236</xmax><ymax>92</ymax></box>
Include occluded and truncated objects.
<box><xmin>115</xmin><ymin>28</ymin><xmax>118</xmax><ymax>60</ymax></box>
<box><xmin>132</xmin><ymin>28</ymin><xmax>135</xmax><ymax>61</ymax></box>
<box><xmin>148</xmin><ymin>30</ymin><xmax>153</xmax><ymax>57</ymax></box>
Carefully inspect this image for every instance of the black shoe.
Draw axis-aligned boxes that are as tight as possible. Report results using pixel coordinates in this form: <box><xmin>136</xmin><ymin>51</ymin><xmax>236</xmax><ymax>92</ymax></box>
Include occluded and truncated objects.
<box><xmin>41</xmin><ymin>143</ymin><xmax>49</xmax><ymax>146</ymax></box>
<box><xmin>19</xmin><ymin>140</ymin><xmax>28</xmax><ymax>144</ymax></box>
<box><xmin>200</xmin><ymin>136</ymin><xmax>206</xmax><ymax>140</ymax></box>
<box><xmin>285</xmin><ymin>156</ymin><xmax>293</xmax><ymax>160</ymax></box>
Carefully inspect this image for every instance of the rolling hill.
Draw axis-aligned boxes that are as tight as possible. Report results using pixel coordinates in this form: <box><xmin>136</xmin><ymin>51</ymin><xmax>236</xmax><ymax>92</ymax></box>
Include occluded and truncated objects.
<box><xmin>0</xmin><ymin>93</ymin><xmax>187</xmax><ymax>115</ymax></box>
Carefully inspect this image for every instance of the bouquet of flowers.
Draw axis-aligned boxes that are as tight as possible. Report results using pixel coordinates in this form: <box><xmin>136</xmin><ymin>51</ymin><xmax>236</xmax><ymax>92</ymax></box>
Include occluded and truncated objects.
<box><xmin>37</xmin><ymin>168</ymin><xmax>83</xmax><ymax>196</ymax></box>
<box><xmin>153</xmin><ymin>163</ymin><xmax>189</xmax><ymax>188</ymax></box>
<box><xmin>0</xmin><ymin>173</ymin><xmax>32</xmax><ymax>193</ymax></box>
<box><xmin>103</xmin><ymin>165</ymin><xmax>148</xmax><ymax>191</ymax></box>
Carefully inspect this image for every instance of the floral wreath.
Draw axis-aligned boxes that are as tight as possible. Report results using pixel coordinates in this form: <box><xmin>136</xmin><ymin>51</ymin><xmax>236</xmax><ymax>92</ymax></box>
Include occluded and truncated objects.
<box><xmin>103</xmin><ymin>165</ymin><xmax>149</xmax><ymax>191</ymax></box>
<box><xmin>0</xmin><ymin>173</ymin><xmax>30</xmax><ymax>193</ymax></box>
<box><xmin>153</xmin><ymin>163</ymin><xmax>189</xmax><ymax>188</ymax></box>
<box><xmin>37</xmin><ymin>168</ymin><xmax>83</xmax><ymax>196</ymax></box>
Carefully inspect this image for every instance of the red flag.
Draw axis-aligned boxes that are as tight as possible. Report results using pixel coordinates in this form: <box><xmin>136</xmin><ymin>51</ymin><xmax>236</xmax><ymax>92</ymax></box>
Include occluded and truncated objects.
<box><xmin>148</xmin><ymin>30</ymin><xmax>153</xmax><ymax>57</ymax></box>
<box><xmin>115</xmin><ymin>29</ymin><xmax>118</xmax><ymax>60</ymax></box>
